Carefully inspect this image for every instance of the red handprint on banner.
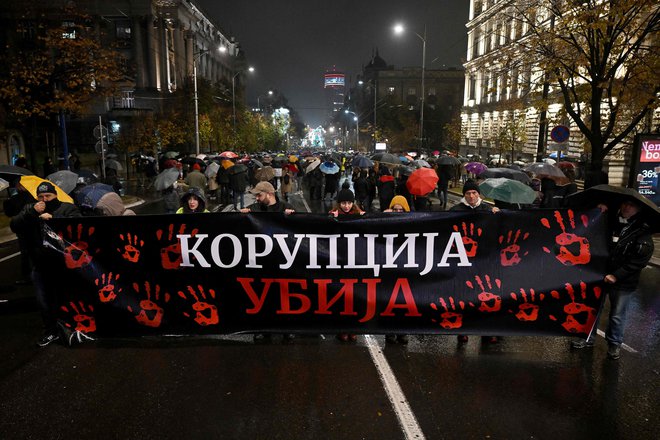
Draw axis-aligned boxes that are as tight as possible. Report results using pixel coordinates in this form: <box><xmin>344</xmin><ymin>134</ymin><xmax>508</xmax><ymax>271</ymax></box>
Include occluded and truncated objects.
<box><xmin>509</xmin><ymin>288</ymin><xmax>545</xmax><ymax>321</ymax></box>
<box><xmin>466</xmin><ymin>275</ymin><xmax>503</xmax><ymax>313</ymax></box>
<box><xmin>95</xmin><ymin>272</ymin><xmax>122</xmax><ymax>303</ymax></box>
<box><xmin>60</xmin><ymin>301</ymin><xmax>96</xmax><ymax>333</ymax></box>
<box><xmin>117</xmin><ymin>232</ymin><xmax>144</xmax><ymax>263</ymax></box>
<box><xmin>430</xmin><ymin>297</ymin><xmax>471</xmax><ymax>329</ymax></box>
<box><xmin>549</xmin><ymin>282</ymin><xmax>602</xmax><ymax>334</ymax></box>
<box><xmin>128</xmin><ymin>281</ymin><xmax>170</xmax><ymax>328</ymax></box>
<box><xmin>452</xmin><ymin>222</ymin><xmax>482</xmax><ymax>257</ymax></box>
<box><xmin>156</xmin><ymin>224</ymin><xmax>198</xmax><ymax>270</ymax></box>
<box><xmin>59</xmin><ymin>224</ymin><xmax>98</xmax><ymax>269</ymax></box>
<box><xmin>177</xmin><ymin>285</ymin><xmax>219</xmax><ymax>326</ymax></box>
<box><xmin>540</xmin><ymin>210</ymin><xmax>591</xmax><ymax>265</ymax></box>
<box><xmin>499</xmin><ymin>229</ymin><xmax>530</xmax><ymax>266</ymax></box>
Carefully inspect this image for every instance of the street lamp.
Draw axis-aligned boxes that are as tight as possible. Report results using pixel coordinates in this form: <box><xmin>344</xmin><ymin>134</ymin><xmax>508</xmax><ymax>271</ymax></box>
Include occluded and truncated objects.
<box><xmin>394</xmin><ymin>23</ymin><xmax>426</xmax><ymax>150</ymax></box>
<box><xmin>193</xmin><ymin>47</ymin><xmax>224</xmax><ymax>155</ymax></box>
<box><xmin>344</xmin><ymin>109</ymin><xmax>359</xmax><ymax>150</ymax></box>
<box><xmin>257</xmin><ymin>90</ymin><xmax>273</xmax><ymax>114</ymax></box>
<box><xmin>232</xmin><ymin>66</ymin><xmax>255</xmax><ymax>133</ymax></box>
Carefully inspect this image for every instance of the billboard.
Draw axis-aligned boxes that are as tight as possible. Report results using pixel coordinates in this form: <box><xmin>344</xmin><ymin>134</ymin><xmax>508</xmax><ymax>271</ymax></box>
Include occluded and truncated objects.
<box><xmin>324</xmin><ymin>73</ymin><xmax>345</xmax><ymax>89</ymax></box>
<box><xmin>629</xmin><ymin>134</ymin><xmax>660</xmax><ymax>206</ymax></box>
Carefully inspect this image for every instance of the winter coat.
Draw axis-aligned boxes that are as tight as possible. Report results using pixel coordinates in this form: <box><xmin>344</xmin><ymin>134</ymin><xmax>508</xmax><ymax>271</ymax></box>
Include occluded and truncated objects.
<box><xmin>607</xmin><ymin>215</ymin><xmax>654</xmax><ymax>290</ymax></box>
<box><xmin>184</xmin><ymin>170</ymin><xmax>207</xmax><ymax>190</ymax></box>
<box><xmin>96</xmin><ymin>192</ymin><xmax>136</xmax><ymax>216</ymax></box>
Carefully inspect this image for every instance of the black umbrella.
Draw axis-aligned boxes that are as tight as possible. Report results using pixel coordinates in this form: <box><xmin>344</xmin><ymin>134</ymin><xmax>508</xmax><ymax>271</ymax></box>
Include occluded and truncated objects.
<box><xmin>566</xmin><ymin>185</ymin><xmax>660</xmax><ymax>231</ymax></box>
<box><xmin>228</xmin><ymin>163</ymin><xmax>248</xmax><ymax>175</ymax></box>
<box><xmin>0</xmin><ymin>164</ymin><xmax>34</xmax><ymax>182</ymax></box>
<box><xmin>352</xmin><ymin>155</ymin><xmax>374</xmax><ymax>168</ymax></box>
<box><xmin>480</xmin><ymin>167</ymin><xmax>531</xmax><ymax>184</ymax></box>
<box><xmin>371</xmin><ymin>152</ymin><xmax>400</xmax><ymax>166</ymax></box>
<box><xmin>436</xmin><ymin>156</ymin><xmax>461</xmax><ymax>166</ymax></box>
<box><xmin>76</xmin><ymin>169</ymin><xmax>99</xmax><ymax>185</ymax></box>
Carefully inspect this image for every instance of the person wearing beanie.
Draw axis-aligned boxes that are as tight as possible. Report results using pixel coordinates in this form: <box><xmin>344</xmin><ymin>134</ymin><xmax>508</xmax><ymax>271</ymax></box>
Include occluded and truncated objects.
<box><xmin>450</xmin><ymin>179</ymin><xmax>500</xmax><ymax>213</ymax></box>
<box><xmin>10</xmin><ymin>180</ymin><xmax>81</xmax><ymax>347</ymax></box>
<box><xmin>329</xmin><ymin>182</ymin><xmax>364</xmax><ymax>217</ymax></box>
<box><xmin>384</xmin><ymin>195</ymin><xmax>411</xmax><ymax>212</ymax></box>
<box><xmin>184</xmin><ymin>162</ymin><xmax>207</xmax><ymax>191</ymax></box>
<box><xmin>177</xmin><ymin>187</ymin><xmax>209</xmax><ymax>213</ymax></box>
<box><xmin>449</xmin><ymin>179</ymin><xmax>499</xmax><ymax>345</ymax></box>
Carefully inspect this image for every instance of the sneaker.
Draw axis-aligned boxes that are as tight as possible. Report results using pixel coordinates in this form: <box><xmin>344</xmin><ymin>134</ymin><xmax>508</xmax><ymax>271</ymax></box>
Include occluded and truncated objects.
<box><xmin>571</xmin><ymin>339</ymin><xmax>595</xmax><ymax>349</ymax></box>
<box><xmin>607</xmin><ymin>344</ymin><xmax>621</xmax><ymax>360</ymax></box>
<box><xmin>37</xmin><ymin>333</ymin><xmax>59</xmax><ymax>347</ymax></box>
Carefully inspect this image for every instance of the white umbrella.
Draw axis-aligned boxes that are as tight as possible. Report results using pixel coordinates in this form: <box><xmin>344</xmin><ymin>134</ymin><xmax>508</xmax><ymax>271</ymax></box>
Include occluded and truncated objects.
<box><xmin>205</xmin><ymin>161</ymin><xmax>220</xmax><ymax>177</ymax></box>
<box><xmin>0</xmin><ymin>177</ymin><xmax>9</xmax><ymax>192</ymax></box>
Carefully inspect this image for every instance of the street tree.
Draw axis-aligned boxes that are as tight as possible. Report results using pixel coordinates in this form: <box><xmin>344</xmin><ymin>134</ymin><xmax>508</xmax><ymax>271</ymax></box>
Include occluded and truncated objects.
<box><xmin>513</xmin><ymin>0</ymin><xmax>660</xmax><ymax>185</ymax></box>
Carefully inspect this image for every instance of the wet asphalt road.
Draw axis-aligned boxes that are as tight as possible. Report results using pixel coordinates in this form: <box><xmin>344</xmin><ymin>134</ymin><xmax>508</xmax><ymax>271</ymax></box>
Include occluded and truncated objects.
<box><xmin>0</xmin><ymin>187</ymin><xmax>658</xmax><ymax>439</ymax></box>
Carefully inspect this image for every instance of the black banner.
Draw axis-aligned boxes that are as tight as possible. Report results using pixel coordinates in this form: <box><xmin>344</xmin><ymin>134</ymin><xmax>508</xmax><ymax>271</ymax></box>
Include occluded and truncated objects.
<box><xmin>45</xmin><ymin>209</ymin><xmax>609</xmax><ymax>339</ymax></box>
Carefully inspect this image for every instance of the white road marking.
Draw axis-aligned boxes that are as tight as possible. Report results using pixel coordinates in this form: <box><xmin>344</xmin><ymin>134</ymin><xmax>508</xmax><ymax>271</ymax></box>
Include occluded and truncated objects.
<box><xmin>0</xmin><ymin>252</ymin><xmax>20</xmax><ymax>263</ymax></box>
<box><xmin>596</xmin><ymin>329</ymin><xmax>637</xmax><ymax>353</ymax></box>
<box><xmin>365</xmin><ymin>335</ymin><xmax>426</xmax><ymax>440</ymax></box>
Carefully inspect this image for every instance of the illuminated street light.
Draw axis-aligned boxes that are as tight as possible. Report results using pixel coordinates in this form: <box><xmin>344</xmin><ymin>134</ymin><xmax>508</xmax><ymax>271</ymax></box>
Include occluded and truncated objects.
<box><xmin>394</xmin><ymin>23</ymin><xmax>426</xmax><ymax>150</ymax></box>
<box><xmin>344</xmin><ymin>109</ymin><xmax>359</xmax><ymax>149</ymax></box>
<box><xmin>232</xmin><ymin>66</ymin><xmax>255</xmax><ymax>133</ymax></box>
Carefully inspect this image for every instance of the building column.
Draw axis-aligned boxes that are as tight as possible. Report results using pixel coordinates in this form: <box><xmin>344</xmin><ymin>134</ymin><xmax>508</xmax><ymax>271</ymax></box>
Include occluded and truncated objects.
<box><xmin>133</xmin><ymin>16</ymin><xmax>146</xmax><ymax>89</ymax></box>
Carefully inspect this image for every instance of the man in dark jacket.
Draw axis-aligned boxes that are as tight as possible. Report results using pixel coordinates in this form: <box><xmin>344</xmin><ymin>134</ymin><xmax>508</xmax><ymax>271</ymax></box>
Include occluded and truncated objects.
<box><xmin>449</xmin><ymin>180</ymin><xmax>500</xmax><ymax>213</ymax></box>
<box><xmin>10</xmin><ymin>181</ymin><xmax>82</xmax><ymax>346</ymax></box>
<box><xmin>240</xmin><ymin>181</ymin><xmax>295</xmax><ymax>214</ymax></box>
<box><xmin>571</xmin><ymin>198</ymin><xmax>654</xmax><ymax>359</ymax></box>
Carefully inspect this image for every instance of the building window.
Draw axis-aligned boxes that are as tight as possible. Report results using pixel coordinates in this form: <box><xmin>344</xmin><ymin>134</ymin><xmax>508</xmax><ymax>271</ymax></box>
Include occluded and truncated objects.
<box><xmin>114</xmin><ymin>90</ymin><xmax>135</xmax><ymax>109</ymax></box>
<box><xmin>408</xmin><ymin>87</ymin><xmax>417</xmax><ymax>96</ymax></box>
<box><xmin>62</xmin><ymin>21</ymin><xmax>76</xmax><ymax>39</ymax></box>
<box><xmin>116</xmin><ymin>20</ymin><xmax>131</xmax><ymax>40</ymax></box>
<box><xmin>428</xmin><ymin>87</ymin><xmax>436</xmax><ymax>96</ymax></box>
<box><xmin>387</xmin><ymin>86</ymin><xmax>395</xmax><ymax>95</ymax></box>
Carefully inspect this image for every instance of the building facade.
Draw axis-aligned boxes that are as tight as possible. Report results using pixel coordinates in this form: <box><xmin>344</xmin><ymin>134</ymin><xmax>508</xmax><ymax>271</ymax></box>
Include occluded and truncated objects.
<box><xmin>0</xmin><ymin>0</ymin><xmax>245</xmax><ymax>166</ymax></box>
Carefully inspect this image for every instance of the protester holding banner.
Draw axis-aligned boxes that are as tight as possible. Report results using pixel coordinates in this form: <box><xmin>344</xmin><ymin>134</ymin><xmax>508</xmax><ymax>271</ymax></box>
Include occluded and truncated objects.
<box><xmin>176</xmin><ymin>188</ymin><xmax>209</xmax><ymax>214</ymax></box>
<box><xmin>571</xmin><ymin>199</ymin><xmax>654</xmax><ymax>359</ymax></box>
<box><xmin>10</xmin><ymin>181</ymin><xmax>82</xmax><ymax>347</ymax></box>
<box><xmin>240</xmin><ymin>182</ymin><xmax>295</xmax><ymax>215</ymax></box>
<box><xmin>382</xmin><ymin>195</ymin><xmax>412</xmax><ymax>345</ymax></box>
<box><xmin>329</xmin><ymin>182</ymin><xmax>365</xmax><ymax>218</ymax></box>
<box><xmin>450</xmin><ymin>180</ymin><xmax>500</xmax><ymax>344</ymax></box>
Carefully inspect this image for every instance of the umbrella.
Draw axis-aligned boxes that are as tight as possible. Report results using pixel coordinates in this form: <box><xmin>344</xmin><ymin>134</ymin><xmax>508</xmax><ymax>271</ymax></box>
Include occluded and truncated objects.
<box><xmin>153</xmin><ymin>168</ymin><xmax>180</xmax><ymax>191</ymax></box>
<box><xmin>163</xmin><ymin>151</ymin><xmax>179</xmax><ymax>159</ymax></box>
<box><xmin>105</xmin><ymin>159</ymin><xmax>123</xmax><ymax>171</ymax></box>
<box><xmin>75</xmin><ymin>183</ymin><xmax>114</xmax><ymax>209</ymax></box>
<box><xmin>272</xmin><ymin>156</ymin><xmax>288</xmax><ymax>166</ymax></box>
<box><xmin>399</xmin><ymin>155</ymin><xmax>411</xmax><ymax>164</ymax></box>
<box><xmin>228</xmin><ymin>163</ymin><xmax>248</xmax><ymax>175</ymax></box>
<box><xmin>436</xmin><ymin>156</ymin><xmax>461</xmax><ymax>166</ymax></box>
<box><xmin>306</xmin><ymin>159</ymin><xmax>321</xmax><ymax>173</ymax></box>
<box><xmin>19</xmin><ymin>176</ymin><xmax>74</xmax><ymax>204</ymax></box>
<box><xmin>432</xmin><ymin>150</ymin><xmax>440</xmax><ymax>156</ymax></box>
<box><xmin>47</xmin><ymin>170</ymin><xmax>79</xmax><ymax>194</ymax></box>
<box><xmin>399</xmin><ymin>166</ymin><xmax>414</xmax><ymax>176</ymax></box>
<box><xmin>557</xmin><ymin>161</ymin><xmax>576</xmax><ymax>170</ymax></box>
<box><xmin>0</xmin><ymin>164</ymin><xmax>34</xmax><ymax>181</ymax></box>
<box><xmin>0</xmin><ymin>177</ymin><xmax>9</xmax><ymax>192</ymax></box>
<box><xmin>255</xmin><ymin>166</ymin><xmax>275</xmax><ymax>182</ymax></box>
<box><xmin>372</xmin><ymin>152</ymin><xmax>400</xmax><ymax>166</ymax></box>
<box><xmin>288</xmin><ymin>155</ymin><xmax>299</xmax><ymax>163</ymax></box>
<box><xmin>320</xmin><ymin>161</ymin><xmax>340</xmax><ymax>174</ymax></box>
<box><xmin>352</xmin><ymin>155</ymin><xmax>374</xmax><ymax>168</ymax></box>
<box><xmin>412</xmin><ymin>159</ymin><xmax>432</xmax><ymax>168</ymax></box>
<box><xmin>219</xmin><ymin>151</ymin><xmax>239</xmax><ymax>159</ymax></box>
<box><xmin>181</xmin><ymin>157</ymin><xmax>205</xmax><ymax>167</ymax></box>
<box><xmin>566</xmin><ymin>185</ymin><xmax>660</xmax><ymax>231</ymax></box>
<box><xmin>549</xmin><ymin>152</ymin><xmax>566</xmax><ymax>159</ymax></box>
<box><xmin>196</xmin><ymin>154</ymin><xmax>208</xmax><ymax>160</ymax></box>
<box><xmin>204</xmin><ymin>162</ymin><xmax>220</xmax><ymax>178</ymax></box>
<box><xmin>480</xmin><ymin>167</ymin><xmax>531</xmax><ymax>184</ymax></box>
<box><xmin>523</xmin><ymin>162</ymin><xmax>566</xmax><ymax>178</ymax></box>
<box><xmin>75</xmin><ymin>169</ymin><xmax>99</xmax><ymax>185</ymax></box>
<box><xmin>406</xmin><ymin>168</ymin><xmax>439</xmax><ymax>196</ymax></box>
<box><xmin>248</xmin><ymin>159</ymin><xmax>263</xmax><ymax>169</ymax></box>
<box><xmin>542</xmin><ymin>158</ymin><xmax>557</xmax><ymax>165</ymax></box>
<box><xmin>479</xmin><ymin>178</ymin><xmax>537</xmax><ymax>204</ymax></box>
<box><xmin>221</xmin><ymin>159</ymin><xmax>234</xmax><ymax>170</ymax></box>
<box><xmin>465</xmin><ymin>162</ymin><xmax>488</xmax><ymax>175</ymax></box>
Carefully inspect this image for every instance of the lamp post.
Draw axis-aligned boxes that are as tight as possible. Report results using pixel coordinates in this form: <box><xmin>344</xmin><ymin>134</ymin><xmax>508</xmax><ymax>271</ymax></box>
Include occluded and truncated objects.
<box><xmin>344</xmin><ymin>109</ymin><xmax>359</xmax><ymax>150</ymax></box>
<box><xmin>394</xmin><ymin>23</ymin><xmax>426</xmax><ymax>150</ymax></box>
<box><xmin>256</xmin><ymin>90</ymin><xmax>273</xmax><ymax>114</ymax></box>
<box><xmin>358</xmin><ymin>79</ymin><xmax>378</xmax><ymax>147</ymax></box>
<box><xmin>232</xmin><ymin>66</ymin><xmax>255</xmax><ymax>133</ymax></box>
<box><xmin>193</xmin><ymin>46</ymin><xmax>226</xmax><ymax>155</ymax></box>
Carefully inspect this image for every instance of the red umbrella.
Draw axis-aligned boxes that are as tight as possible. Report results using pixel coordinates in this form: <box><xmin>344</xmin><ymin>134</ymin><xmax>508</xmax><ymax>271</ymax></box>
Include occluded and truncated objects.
<box><xmin>219</xmin><ymin>151</ymin><xmax>239</xmax><ymax>159</ymax></box>
<box><xmin>406</xmin><ymin>168</ymin><xmax>438</xmax><ymax>196</ymax></box>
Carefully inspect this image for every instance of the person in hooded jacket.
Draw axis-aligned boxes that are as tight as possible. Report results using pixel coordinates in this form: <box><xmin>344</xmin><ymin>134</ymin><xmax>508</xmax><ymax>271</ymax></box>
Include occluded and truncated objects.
<box><xmin>353</xmin><ymin>169</ymin><xmax>371</xmax><ymax>211</ymax></box>
<box><xmin>377</xmin><ymin>166</ymin><xmax>395</xmax><ymax>212</ymax></box>
<box><xmin>177</xmin><ymin>188</ymin><xmax>209</xmax><ymax>213</ymax></box>
<box><xmin>10</xmin><ymin>181</ymin><xmax>81</xmax><ymax>347</ymax></box>
<box><xmin>95</xmin><ymin>192</ymin><xmax>136</xmax><ymax>216</ymax></box>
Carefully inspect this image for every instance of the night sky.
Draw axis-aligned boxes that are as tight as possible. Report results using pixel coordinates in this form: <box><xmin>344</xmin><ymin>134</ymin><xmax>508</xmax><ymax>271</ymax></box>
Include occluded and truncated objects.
<box><xmin>195</xmin><ymin>0</ymin><xmax>469</xmax><ymax>127</ymax></box>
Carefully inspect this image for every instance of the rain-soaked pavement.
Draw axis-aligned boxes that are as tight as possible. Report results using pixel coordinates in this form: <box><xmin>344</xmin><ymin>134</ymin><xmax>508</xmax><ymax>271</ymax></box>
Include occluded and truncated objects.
<box><xmin>0</xmin><ymin>185</ymin><xmax>658</xmax><ymax>439</ymax></box>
